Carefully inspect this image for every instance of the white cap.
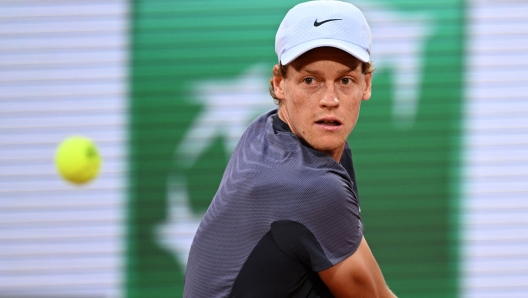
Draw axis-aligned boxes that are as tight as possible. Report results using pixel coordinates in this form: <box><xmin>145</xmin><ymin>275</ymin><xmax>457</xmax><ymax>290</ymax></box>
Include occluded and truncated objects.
<box><xmin>275</xmin><ymin>0</ymin><xmax>372</xmax><ymax>64</ymax></box>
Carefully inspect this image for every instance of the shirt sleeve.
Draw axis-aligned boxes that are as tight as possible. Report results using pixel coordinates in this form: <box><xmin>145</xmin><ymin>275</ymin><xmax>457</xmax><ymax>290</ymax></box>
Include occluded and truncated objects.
<box><xmin>270</xmin><ymin>220</ymin><xmax>333</xmax><ymax>272</ymax></box>
<box><xmin>293</xmin><ymin>167</ymin><xmax>364</xmax><ymax>269</ymax></box>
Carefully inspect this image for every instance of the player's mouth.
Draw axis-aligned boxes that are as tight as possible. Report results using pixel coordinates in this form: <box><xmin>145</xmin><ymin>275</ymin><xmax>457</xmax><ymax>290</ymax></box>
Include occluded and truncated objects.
<box><xmin>315</xmin><ymin>118</ymin><xmax>342</xmax><ymax>129</ymax></box>
<box><xmin>317</xmin><ymin>120</ymin><xmax>340</xmax><ymax>126</ymax></box>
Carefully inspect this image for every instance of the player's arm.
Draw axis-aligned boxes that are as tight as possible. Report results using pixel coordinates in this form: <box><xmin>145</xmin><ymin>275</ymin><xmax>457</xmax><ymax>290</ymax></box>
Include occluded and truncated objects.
<box><xmin>318</xmin><ymin>236</ymin><xmax>397</xmax><ymax>298</ymax></box>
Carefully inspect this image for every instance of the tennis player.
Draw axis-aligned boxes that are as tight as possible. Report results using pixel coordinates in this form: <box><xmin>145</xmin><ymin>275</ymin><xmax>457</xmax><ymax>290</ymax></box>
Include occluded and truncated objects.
<box><xmin>184</xmin><ymin>1</ymin><xmax>396</xmax><ymax>297</ymax></box>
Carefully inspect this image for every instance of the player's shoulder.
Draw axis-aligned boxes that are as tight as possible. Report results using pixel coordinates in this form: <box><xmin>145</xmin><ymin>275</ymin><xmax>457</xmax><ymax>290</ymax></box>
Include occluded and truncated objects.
<box><xmin>241</xmin><ymin>110</ymin><xmax>353</xmax><ymax>196</ymax></box>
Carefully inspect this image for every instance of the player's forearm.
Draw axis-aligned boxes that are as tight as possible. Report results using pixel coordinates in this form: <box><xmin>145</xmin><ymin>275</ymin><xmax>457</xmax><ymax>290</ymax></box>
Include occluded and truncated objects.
<box><xmin>319</xmin><ymin>236</ymin><xmax>399</xmax><ymax>297</ymax></box>
<box><xmin>329</xmin><ymin>282</ymin><xmax>396</xmax><ymax>298</ymax></box>
<box><xmin>320</xmin><ymin>255</ymin><xmax>396</xmax><ymax>298</ymax></box>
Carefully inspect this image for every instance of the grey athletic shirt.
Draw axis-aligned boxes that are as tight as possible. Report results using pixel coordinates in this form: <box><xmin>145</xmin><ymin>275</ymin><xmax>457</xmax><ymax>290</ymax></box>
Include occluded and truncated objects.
<box><xmin>183</xmin><ymin>110</ymin><xmax>363</xmax><ymax>297</ymax></box>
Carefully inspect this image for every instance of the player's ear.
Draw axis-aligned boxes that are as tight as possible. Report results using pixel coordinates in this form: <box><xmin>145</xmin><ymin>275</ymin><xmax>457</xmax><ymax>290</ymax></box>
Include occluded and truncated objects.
<box><xmin>272</xmin><ymin>64</ymin><xmax>286</xmax><ymax>100</ymax></box>
<box><xmin>362</xmin><ymin>73</ymin><xmax>372</xmax><ymax>101</ymax></box>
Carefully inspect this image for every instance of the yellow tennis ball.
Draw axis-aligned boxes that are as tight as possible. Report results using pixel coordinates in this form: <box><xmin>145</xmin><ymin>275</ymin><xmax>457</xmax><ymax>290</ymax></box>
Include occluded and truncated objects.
<box><xmin>55</xmin><ymin>136</ymin><xmax>102</xmax><ymax>185</ymax></box>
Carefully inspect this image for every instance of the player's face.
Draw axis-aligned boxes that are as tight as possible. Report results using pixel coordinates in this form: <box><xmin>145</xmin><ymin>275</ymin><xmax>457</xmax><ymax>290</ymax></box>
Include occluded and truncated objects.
<box><xmin>273</xmin><ymin>47</ymin><xmax>372</xmax><ymax>161</ymax></box>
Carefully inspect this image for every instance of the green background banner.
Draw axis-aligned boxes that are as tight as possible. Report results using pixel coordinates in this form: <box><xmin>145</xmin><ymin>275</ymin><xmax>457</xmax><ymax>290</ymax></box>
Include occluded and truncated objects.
<box><xmin>128</xmin><ymin>1</ymin><xmax>464</xmax><ymax>297</ymax></box>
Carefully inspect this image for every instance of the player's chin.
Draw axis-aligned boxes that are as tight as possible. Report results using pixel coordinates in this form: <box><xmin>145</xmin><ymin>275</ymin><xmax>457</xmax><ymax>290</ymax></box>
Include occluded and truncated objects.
<box><xmin>310</xmin><ymin>136</ymin><xmax>347</xmax><ymax>155</ymax></box>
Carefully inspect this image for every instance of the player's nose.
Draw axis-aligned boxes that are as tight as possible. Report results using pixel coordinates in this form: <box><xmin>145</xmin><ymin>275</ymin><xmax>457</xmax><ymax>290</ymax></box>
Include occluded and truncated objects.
<box><xmin>319</xmin><ymin>85</ymin><xmax>339</xmax><ymax>108</ymax></box>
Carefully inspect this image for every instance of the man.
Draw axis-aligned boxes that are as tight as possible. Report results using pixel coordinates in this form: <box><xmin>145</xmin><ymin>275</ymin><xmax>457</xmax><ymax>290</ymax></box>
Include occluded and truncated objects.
<box><xmin>183</xmin><ymin>1</ymin><xmax>396</xmax><ymax>297</ymax></box>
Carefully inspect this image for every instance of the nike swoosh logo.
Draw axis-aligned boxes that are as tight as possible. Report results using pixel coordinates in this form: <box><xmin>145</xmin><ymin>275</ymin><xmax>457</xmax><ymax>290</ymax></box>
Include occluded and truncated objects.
<box><xmin>314</xmin><ymin>18</ymin><xmax>343</xmax><ymax>27</ymax></box>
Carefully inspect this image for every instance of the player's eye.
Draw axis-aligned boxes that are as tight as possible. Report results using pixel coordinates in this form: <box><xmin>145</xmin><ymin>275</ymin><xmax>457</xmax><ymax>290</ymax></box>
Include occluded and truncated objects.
<box><xmin>341</xmin><ymin>77</ymin><xmax>351</xmax><ymax>85</ymax></box>
<box><xmin>303</xmin><ymin>77</ymin><xmax>314</xmax><ymax>84</ymax></box>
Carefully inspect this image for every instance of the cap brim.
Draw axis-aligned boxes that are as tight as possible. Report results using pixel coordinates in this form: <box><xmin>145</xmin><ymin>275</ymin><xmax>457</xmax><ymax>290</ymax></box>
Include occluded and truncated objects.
<box><xmin>280</xmin><ymin>39</ymin><xmax>370</xmax><ymax>65</ymax></box>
